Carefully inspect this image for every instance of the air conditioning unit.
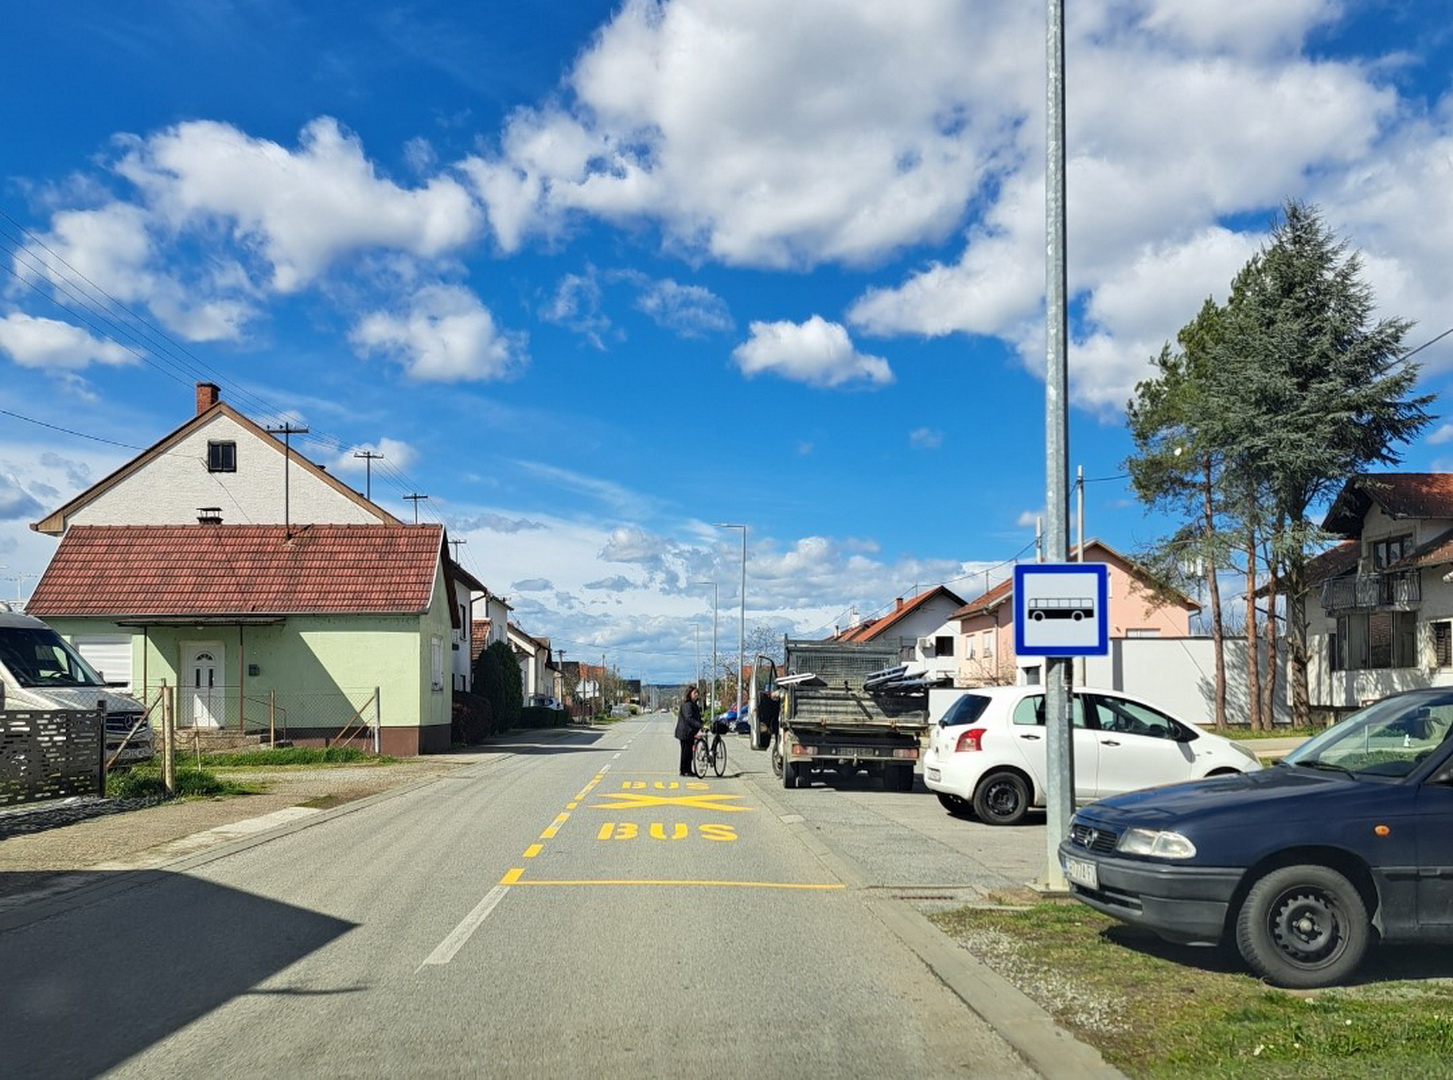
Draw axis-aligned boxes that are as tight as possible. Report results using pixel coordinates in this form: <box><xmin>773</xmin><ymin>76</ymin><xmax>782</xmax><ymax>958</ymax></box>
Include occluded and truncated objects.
<box><xmin>916</xmin><ymin>636</ymin><xmax>936</xmax><ymax>655</ymax></box>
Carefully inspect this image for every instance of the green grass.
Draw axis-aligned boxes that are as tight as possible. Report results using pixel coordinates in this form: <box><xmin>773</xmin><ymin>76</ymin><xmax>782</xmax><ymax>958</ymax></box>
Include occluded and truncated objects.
<box><xmin>931</xmin><ymin>902</ymin><xmax>1453</xmax><ymax>1078</ymax></box>
<box><xmin>106</xmin><ymin>763</ymin><xmax>261</xmax><ymax>799</ymax></box>
<box><xmin>194</xmin><ymin>747</ymin><xmax>399</xmax><ymax>767</ymax></box>
<box><xmin>1213</xmin><ymin>726</ymin><xmax>1321</xmax><ymax>741</ymax></box>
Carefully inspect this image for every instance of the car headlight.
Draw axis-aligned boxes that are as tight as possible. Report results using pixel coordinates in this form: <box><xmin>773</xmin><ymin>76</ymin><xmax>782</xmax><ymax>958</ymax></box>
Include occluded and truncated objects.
<box><xmin>1116</xmin><ymin>828</ymin><xmax>1197</xmax><ymax>859</ymax></box>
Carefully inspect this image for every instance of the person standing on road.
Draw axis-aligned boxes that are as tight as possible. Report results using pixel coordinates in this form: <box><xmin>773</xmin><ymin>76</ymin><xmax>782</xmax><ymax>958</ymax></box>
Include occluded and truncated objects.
<box><xmin>675</xmin><ymin>686</ymin><xmax>703</xmax><ymax>775</ymax></box>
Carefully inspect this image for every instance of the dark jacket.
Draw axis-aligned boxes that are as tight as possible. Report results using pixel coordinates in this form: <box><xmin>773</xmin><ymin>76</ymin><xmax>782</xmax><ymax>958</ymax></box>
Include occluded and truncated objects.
<box><xmin>675</xmin><ymin>697</ymin><xmax>702</xmax><ymax>740</ymax></box>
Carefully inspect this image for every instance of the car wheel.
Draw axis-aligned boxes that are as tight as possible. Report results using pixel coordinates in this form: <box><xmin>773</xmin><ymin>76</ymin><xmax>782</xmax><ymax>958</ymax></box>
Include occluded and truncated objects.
<box><xmin>972</xmin><ymin>770</ymin><xmax>1031</xmax><ymax>825</ymax></box>
<box><xmin>936</xmin><ymin>792</ymin><xmax>970</xmax><ymax>816</ymax></box>
<box><xmin>1235</xmin><ymin>864</ymin><xmax>1371</xmax><ymax>988</ymax></box>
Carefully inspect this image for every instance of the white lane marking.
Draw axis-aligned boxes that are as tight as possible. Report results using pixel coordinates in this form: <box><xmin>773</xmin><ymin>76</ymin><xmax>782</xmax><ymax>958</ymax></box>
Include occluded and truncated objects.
<box><xmin>613</xmin><ymin>752</ymin><xmax>622</xmax><ymax>759</ymax></box>
<box><xmin>600</xmin><ymin>763</ymin><xmax>611</xmax><ymax>773</ymax></box>
<box><xmin>419</xmin><ymin>885</ymin><xmax>509</xmax><ymax>969</ymax></box>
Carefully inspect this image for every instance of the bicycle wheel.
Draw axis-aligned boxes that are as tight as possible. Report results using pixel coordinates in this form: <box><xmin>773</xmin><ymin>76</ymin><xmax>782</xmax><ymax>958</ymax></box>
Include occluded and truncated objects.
<box><xmin>693</xmin><ymin>737</ymin><xmax>710</xmax><ymax>778</ymax></box>
<box><xmin>710</xmin><ymin>735</ymin><xmax>727</xmax><ymax>777</ymax></box>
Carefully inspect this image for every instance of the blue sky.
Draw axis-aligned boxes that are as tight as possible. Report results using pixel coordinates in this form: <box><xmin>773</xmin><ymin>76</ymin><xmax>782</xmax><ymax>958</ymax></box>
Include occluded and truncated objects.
<box><xmin>3</xmin><ymin>0</ymin><xmax>1453</xmax><ymax>684</ymax></box>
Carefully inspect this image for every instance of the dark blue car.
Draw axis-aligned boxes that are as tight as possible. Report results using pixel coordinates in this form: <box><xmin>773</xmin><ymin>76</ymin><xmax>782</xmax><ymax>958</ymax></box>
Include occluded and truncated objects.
<box><xmin>1059</xmin><ymin>686</ymin><xmax>1453</xmax><ymax>988</ymax></box>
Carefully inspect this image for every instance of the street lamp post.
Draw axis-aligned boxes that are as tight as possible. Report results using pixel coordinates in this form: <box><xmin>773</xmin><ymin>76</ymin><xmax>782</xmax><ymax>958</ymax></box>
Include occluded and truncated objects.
<box><xmin>715</xmin><ymin>523</ymin><xmax>747</xmax><ymax>715</ymax></box>
<box><xmin>694</xmin><ymin>580</ymin><xmax>718</xmax><ymax>721</ymax></box>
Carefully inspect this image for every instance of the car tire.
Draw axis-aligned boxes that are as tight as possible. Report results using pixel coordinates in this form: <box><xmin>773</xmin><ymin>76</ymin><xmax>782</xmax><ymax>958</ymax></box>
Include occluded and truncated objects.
<box><xmin>1235</xmin><ymin>864</ymin><xmax>1371</xmax><ymax>989</ymax></box>
<box><xmin>936</xmin><ymin>791</ymin><xmax>971</xmax><ymax>816</ymax></box>
<box><xmin>972</xmin><ymin>770</ymin><xmax>1031</xmax><ymax>825</ymax></box>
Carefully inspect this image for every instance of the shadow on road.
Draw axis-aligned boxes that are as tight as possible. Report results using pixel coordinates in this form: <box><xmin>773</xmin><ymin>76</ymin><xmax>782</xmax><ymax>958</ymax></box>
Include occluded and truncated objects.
<box><xmin>0</xmin><ymin>871</ymin><xmax>357</xmax><ymax>1078</ymax></box>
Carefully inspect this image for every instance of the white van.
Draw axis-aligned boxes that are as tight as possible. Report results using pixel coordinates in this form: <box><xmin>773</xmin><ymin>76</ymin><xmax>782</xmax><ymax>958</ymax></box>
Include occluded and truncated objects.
<box><xmin>0</xmin><ymin>611</ymin><xmax>154</xmax><ymax>765</ymax></box>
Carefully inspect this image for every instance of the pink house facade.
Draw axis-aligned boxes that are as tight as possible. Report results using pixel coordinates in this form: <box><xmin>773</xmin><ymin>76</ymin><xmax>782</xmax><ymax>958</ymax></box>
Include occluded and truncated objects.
<box><xmin>950</xmin><ymin>540</ymin><xmax>1199</xmax><ymax>688</ymax></box>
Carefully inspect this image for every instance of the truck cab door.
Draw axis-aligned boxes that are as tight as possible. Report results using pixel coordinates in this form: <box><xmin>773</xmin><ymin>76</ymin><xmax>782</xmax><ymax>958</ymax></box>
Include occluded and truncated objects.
<box><xmin>750</xmin><ymin>655</ymin><xmax>778</xmax><ymax>750</ymax></box>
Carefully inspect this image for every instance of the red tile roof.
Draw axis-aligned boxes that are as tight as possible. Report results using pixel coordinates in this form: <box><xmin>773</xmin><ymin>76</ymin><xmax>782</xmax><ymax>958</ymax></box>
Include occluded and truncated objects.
<box><xmin>949</xmin><ymin>577</ymin><xmax>1013</xmax><ymax>620</ymax></box>
<box><xmin>830</xmin><ymin>585</ymin><xmax>966</xmax><ymax>642</ymax></box>
<box><xmin>28</xmin><ymin>524</ymin><xmax>445</xmax><ymax>617</ymax></box>
<box><xmin>1323</xmin><ymin>473</ymin><xmax>1453</xmax><ymax>536</ymax></box>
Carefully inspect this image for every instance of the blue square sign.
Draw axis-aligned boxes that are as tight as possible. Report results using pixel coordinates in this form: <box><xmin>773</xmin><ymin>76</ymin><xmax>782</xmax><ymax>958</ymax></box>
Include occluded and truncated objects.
<box><xmin>1014</xmin><ymin>563</ymin><xmax>1110</xmax><ymax>657</ymax></box>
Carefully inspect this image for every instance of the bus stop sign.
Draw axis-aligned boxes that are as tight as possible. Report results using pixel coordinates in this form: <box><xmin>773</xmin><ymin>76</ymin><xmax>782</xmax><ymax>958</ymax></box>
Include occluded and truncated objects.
<box><xmin>1014</xmin><ymin>563</ymin><xmax>1109</xmax><ymax>657</ymax></box>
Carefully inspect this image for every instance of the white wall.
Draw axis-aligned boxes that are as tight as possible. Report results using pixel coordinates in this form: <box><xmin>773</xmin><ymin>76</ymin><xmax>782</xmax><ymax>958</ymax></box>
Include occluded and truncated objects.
<box><xmin>71</xmin><ymin>413</ymin><xmax>383</xmax><ymax>528</ymax></box>
<box><xmin>1018</xmin><ymin>638</ymin><xmax>1292</xmax><ymax>727</ymax></box>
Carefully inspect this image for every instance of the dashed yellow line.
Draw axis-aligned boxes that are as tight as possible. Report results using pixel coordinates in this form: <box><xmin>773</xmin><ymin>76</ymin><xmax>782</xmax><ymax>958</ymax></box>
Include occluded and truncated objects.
<box><xmin>523</xmin><ymin>844</ymin><xmax>543</xmax><ymax>859</ymax></box>
<box><xmin>500</xmin><ymin>868</ymin><xmax>524</xmax><ymax>885</ymax></box>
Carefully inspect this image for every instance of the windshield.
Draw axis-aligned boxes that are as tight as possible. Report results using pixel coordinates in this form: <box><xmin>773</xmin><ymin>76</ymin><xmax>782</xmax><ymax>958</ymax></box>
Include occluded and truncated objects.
<box><xmin>0</xmin><ymin>626</ymin><xmax>105</xmax><ymax>689</ymax></box>
<box><xmin>1284</xmin><ymin>690</ymin><xmax>1453</xmax><ymax>778</ymax></box>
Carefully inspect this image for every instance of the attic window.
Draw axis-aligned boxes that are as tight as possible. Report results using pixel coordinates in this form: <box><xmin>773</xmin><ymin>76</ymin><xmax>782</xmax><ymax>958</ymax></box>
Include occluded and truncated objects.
<box><xmin>207</xmin><ymin>441</ymin><xmax>237</xmax><ymax>473</ymax></box>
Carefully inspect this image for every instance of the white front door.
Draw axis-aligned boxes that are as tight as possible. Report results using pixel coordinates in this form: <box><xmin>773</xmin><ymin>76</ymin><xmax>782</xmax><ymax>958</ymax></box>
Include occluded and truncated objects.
<box><xmin>186</xmin><ymin>644</ymin><xmax>224</xmax><ymax>728</ymax></box>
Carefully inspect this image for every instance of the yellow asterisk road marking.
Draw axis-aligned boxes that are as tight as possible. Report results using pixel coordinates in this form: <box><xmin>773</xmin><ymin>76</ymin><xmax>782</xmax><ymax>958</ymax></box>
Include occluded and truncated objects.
<box><xmin>590</xmin><ymin>792</ymin><xmax>753</xmax><ymax>813</ymax></box>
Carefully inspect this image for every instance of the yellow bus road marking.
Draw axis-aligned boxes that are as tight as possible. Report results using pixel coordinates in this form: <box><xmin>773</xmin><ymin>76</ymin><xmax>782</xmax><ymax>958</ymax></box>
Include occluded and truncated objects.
<box><xmin>591</xmin><ymin>792</ymin><xmax>752</xmax><ymax>812</ymax></box>
<box><xmin>500</xmin><ymin>868</ymin><xmax>524</xmax><ymax>885</ymax></box>
<box><xmin>596</xmin><ymin>822</ymin><xmax>738</xmax><ymax>841</ymax></box>
<box><xmin>523</xmin><ymin>844</ymin><xmax>543</xmax><ymax>858</ymax></box>
<box><xmin>506</xmin><ymin>879</ymin><xmax>844</xmax><ymax>890</ymax></box>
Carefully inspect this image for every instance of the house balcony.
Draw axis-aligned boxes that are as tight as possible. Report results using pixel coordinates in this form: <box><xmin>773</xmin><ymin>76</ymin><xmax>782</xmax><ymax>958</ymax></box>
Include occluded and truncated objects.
<box><xmin>1320</xmin><ymin>571</ymin><xmax>1421</xmax><ymax>613</ymax></box>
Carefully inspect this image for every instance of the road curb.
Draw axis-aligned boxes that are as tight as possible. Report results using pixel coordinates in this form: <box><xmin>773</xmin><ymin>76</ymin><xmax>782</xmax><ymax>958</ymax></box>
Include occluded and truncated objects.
<box><xmin>744</xmin><ymin>770</ymin><xmax>1128</xmax><ymax>1080</ymax></box>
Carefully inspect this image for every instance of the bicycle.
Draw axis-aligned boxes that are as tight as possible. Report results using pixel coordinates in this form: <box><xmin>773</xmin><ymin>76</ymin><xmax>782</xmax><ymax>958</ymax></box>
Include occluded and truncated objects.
<box><xmin>693</xmin><ymin>721</ymin><xmax>728</xmax><ymax>778</ymax></box>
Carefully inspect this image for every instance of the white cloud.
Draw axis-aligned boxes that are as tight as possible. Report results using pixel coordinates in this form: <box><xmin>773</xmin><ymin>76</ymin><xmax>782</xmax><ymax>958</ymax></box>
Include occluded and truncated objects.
<box><xmin>632</xmin><ymin>277</ymin><xmax>733</xmax><ymax>337</ymax></box>
<box><xmin>461</xmin><ymin>0</ymin><xmax>1041</xmax><ymax>267</ymax></box>
<box><xmin>116</xmin><ymin>118</ymin><xmax>483</xmax><ymax>292</ymax></box>
<box><xmin>0</xmin><ymin>313</ymin><xmax>135</xmax><ymax>370</ymax></box>
<box><xmin>12</xmin><ymin>202</ymin><xmax>257</xmax><ymax>343</ymax></box>
<box><xmin>909</xmin><ymin>427</ymin><xmax>943</xmax><ymax>449</ymax></box>
<box><xmin>733</xmin><ymin>316</ymin><xmax>892</xmax><ymax>388</ymax></box>
<box><xmin>351</xmin><ymin>284</ymin><xmax>527</xmax><ymax>382</ymax></box>
<box><xmin>330</xmin><ymin>437</ymin><xmax>419</xmax><ymax>476</ymax></box>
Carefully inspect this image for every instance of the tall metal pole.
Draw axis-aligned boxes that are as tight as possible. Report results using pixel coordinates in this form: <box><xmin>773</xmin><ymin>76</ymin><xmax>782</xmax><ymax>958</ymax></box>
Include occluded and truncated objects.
<box><xmin>1043</xmin><ymin>0</ymin><xmax>1074</xmax><ymax>891</ymax></box>
<box><xmin>267</xmin><ymin>422</ymin><xmax>309</xmax><ymax>538</ymax></box>
<box><xmin>715</xmin><ymin>523</ymin><xmax>747</xmax><ymax>712</ymax></box>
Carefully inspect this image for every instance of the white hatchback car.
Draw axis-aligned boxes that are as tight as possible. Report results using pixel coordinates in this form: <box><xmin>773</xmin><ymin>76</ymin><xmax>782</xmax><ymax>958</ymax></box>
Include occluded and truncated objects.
<box><xmin>922</xmin><ymin>685</ymin><xmax>1263</xmax><ymax>825</ymax></box>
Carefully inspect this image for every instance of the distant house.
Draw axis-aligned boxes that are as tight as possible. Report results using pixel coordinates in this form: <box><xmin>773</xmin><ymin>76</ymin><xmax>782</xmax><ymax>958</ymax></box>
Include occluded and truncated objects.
<box><xmin>27</xmin><ymin>523</ymin><xmax>459</xmax><ymax>754</ymax></box>
<box><xmin>831</xmin><ymin>585</ymin><xmax>967</xmax><ymax>680</ymax></box>
<box><xmin>1304</xmin><ymin>473</ymin><xmax>1453</xmax><ymax>710</ymax></box>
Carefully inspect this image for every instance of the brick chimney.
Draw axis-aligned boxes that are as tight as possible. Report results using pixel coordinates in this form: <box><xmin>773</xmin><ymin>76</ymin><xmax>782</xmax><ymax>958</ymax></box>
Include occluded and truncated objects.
<box><xmin>895</xmin><ymin>596</ymin><xmax>905</xmax><ymax>611</ymax></box>
<box><xmin>195</xmin><ymin>382</ymin><xmax>220</xmax><ymax>414</ymax></box>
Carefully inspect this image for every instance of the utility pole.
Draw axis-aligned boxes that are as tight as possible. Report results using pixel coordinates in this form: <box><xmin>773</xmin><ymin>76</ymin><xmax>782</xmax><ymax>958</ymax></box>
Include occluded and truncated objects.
<box><xmin>353</xmin><ymin>449</ymin><xmax>384</xmax><ymax>501</ymax></box>
<box><xmin>1042</xmin><ymin>0</ymin><xmax>1074</xmax><ymax>891</ymax></box>
<box><xmin>404</xmin><ymin>493</ymin><xmax>429</xmax><ymax>524</ymax></box>
<box><xmin>449</xmin><ymin>538</ymin><xmax>467</xmax><ymax>562</ymax></box>
<box><xmin>715</xmin><ymin>523</ymin><xmax>748</xmax><ymax>713</ymax></box>
<box><xmin>266</xmin><ymin>422</ymin><xmax>309</xmax><ymax>538</ymax></box>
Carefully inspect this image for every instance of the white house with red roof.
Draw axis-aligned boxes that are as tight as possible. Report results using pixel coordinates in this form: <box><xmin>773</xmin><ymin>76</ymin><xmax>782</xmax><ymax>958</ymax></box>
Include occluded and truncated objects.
<box><xmin>831</xmin><ymin>585</ymin><xmax>967</xmax><ymax>682</ymax></box>
<box><xmin>22</xmin><ymin>382</ymin><xmax>528</xmax><ymax>753</ymax></box>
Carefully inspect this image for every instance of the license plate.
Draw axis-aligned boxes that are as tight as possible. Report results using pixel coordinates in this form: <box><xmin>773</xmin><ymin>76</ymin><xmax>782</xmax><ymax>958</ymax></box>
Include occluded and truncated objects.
<box><xmin>1063</xmin><ymin>856</ymin><xmax>1098</xmax><ymax>890</ymax></box>
<box><xmin>925</xmin><ymin>767</ymin><xmax>941</xmax><ymax>782</ymax></box>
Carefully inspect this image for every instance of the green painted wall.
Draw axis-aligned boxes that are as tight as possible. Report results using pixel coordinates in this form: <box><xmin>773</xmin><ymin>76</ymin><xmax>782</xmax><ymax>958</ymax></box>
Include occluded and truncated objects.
<box><xmin>45</xmin><ymin>562</ymin><xmax>453</xmax><ymax>732</ymax></box>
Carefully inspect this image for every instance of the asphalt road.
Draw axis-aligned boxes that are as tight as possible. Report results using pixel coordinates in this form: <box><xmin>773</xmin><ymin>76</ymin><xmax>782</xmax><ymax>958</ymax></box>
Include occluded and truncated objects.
<box><xmin>1</xmin><ymin>712</ymin><xmax>1068</xmax><ymax>1079</ymax></box>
